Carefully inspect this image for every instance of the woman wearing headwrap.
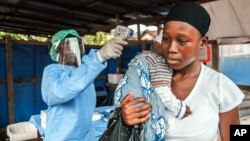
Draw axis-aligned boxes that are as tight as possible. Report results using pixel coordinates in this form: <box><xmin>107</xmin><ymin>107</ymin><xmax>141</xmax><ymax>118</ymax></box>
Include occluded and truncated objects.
<box><xmin>119</xmin><ymin>2</ymin><xmax>244</xmax><ymax>141</ymax></box>
<box><xmin>112</xmin><ymin>31</ymin><xmax>191</xmax><ymax>141</ymax></box>
<box><xmin>41</xmin><ymin>29</ymin><xmax>127</xmax><ymax>141</ymax></box>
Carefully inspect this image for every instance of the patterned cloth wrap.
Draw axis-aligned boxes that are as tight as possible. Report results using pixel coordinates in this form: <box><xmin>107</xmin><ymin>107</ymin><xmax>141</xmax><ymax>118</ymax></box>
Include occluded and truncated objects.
<box><xmin>114</xmin><ymin>52</ymin><xmax>172</xmax><ymax>141</ymax></box>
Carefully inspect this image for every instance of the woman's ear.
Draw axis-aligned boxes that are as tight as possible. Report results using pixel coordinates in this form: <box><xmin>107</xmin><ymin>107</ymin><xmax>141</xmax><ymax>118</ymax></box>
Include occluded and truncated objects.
<box><xmin>201</xmin><ymin>36</ymin><xmax>208</xmax><ymax>47</ymax></box>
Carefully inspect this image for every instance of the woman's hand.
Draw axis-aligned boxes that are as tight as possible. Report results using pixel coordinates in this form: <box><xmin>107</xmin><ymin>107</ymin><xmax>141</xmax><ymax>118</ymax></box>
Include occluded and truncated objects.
<box><xmin>120</xmin><ymin>92</ymin><xmax>152</xmax><ymax>126</ymax></box>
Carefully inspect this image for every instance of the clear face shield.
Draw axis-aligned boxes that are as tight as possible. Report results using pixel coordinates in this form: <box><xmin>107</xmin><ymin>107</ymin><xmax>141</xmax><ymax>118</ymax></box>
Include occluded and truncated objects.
<box><xmin>58</xmin><ymin>37</ymin><xmax>85</xmax><ymax>67</ymax></box>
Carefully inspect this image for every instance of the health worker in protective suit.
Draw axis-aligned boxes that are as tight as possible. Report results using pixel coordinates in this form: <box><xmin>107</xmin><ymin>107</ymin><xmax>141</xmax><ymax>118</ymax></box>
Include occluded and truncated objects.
<box><xmin>41</xmin><ymin>29</ymin><xmax>127</xmax><ymax>141</ymax></box>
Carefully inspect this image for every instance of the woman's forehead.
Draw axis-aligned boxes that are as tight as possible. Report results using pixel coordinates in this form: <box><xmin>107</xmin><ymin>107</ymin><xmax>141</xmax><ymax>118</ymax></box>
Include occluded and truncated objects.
<box><xmin>164</xmin><ymin>21</ymin><xmax>201</xmax><ymax>37</ymax></box>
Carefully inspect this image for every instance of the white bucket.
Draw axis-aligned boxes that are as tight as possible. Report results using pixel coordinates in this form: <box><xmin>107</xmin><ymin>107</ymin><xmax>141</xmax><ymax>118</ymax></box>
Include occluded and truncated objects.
<box><xmin>108</xmin><ymin>74</ymin><xmax>124</xmax><ymax>84</ymax></box>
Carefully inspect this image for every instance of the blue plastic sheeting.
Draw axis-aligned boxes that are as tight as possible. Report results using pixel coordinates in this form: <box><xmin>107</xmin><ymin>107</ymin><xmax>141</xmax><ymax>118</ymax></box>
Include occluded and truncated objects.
<box><xmin>220</xmin><ymin>56</ymin><xmax>250</xmax><ymax>86</ymax></box>
<box><xmin>0</xmin><ymin>44</ymin><xmax>50</xmax><ymax>127</ymax></box>
<box><xmin>0</xmin><ymin>43</ymin><xmax>6</xmax><ymax>78</ymax></box>
<box><xmin>12</xmin><ymin>44</ymin><xmax>50</xmax><ymax>123</ymax></box>
<box><xmin>12</xmin><ymin>44</ymin><xmax>53</xmax><ymax>77</ymax></box>
<box><xmin>14</xmin><ymin>82</ymin><xmax>47</xmax><ymax>122</ymax></box>
<box><xmin>0</xmin><ymin>85</ymin><xmax>8</xmax><ymax>127</ymax></box>
<box><xmin>0</xmin><ymin>44</ymin><xmax>8</xmax><ymax>127</ymax></box>
<box><xmin>107</xmin><ymin>59</ymin><xmax>118</xmax><ymax>73</ymax></box>
<box><xmin>146</xmin><ymin>44</ymin><xmax>153</xmax><ymax>50</ymax></box>
<box><xmin>34</xmin><ymin>82</ymin><xmax>47</xmax><ymax>112</ymax></box>
<box><xmin>121</xmin><ymin>46</ymin><xmax>142</xmax><ymax>69</ymax></box>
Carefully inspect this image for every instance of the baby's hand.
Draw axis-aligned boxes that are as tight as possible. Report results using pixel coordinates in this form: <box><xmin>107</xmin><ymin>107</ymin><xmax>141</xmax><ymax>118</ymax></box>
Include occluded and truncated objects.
<box><xmin>183</xmin><ymin>106</ymin><xmax>192</xmax><ymax>118</ymax></box>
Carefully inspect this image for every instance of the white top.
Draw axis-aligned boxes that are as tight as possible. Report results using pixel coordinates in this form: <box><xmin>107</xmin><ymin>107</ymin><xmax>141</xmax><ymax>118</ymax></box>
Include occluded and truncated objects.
<box><xmin>165</xmin><ymin>64</ymin><xmax>245</xmax><ymax>141</ymax></box>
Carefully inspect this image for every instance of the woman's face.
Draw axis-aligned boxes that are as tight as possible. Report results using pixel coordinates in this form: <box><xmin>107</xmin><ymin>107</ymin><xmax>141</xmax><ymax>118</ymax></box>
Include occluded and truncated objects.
<box><xmin>162</xmin><ymin>21</ymin><xmax>205</xmax><ymax>70</ymax></box>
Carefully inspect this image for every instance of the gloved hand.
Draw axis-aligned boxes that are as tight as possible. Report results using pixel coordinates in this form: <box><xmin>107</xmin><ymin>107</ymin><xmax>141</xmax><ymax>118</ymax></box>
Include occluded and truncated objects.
<box><xmin>97</xmin><ymin>38</ymin><xmax>127</xmax><ymax>62</ymax></box>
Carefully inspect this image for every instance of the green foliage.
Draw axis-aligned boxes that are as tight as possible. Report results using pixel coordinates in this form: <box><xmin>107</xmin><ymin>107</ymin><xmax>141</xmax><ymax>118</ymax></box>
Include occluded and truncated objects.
<box><xmin>84</xmin><ymin>32</ymin><xmax>115</xmax><ymax>46</ymax></box>
<box><xmin>0</xmin><ymin>31</ymin><xmax>48</xmax><ymax>42</ymax></box>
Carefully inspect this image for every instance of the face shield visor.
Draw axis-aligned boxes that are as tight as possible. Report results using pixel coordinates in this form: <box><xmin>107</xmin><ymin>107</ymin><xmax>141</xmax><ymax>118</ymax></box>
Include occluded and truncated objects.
<box><xmin>58</xmin><ymin>37</ymin><xmax>85</xmax><ymax>67</ymax></box>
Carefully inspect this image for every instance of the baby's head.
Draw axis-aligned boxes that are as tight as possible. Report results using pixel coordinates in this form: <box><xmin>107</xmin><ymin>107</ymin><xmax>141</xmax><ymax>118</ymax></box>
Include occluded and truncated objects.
<box><xmin>151</xmin><ymin>31</ymin><xmax>163</xmax><ymax>54</ymax></box>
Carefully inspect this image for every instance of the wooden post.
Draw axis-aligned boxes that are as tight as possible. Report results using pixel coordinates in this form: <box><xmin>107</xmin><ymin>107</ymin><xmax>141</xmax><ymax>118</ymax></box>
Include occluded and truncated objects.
<box><xmin>115</xmin><ymin>14</ymin><xmax>122</xmax><ymax>70</ymax></box>
<box><xmin>6</xmin><ymin>38</ymin><xmax>15</xmax><ymax>124</ymax></box>
<box><xmin>116</xmin><ymin>14</ymin><xmax>120</xmax><ymax>26</ymax></box>
<box><xmin>157</xmin><ymin>22</ymin><xmax>161</xmax><ymax>34</ymax></box>
<box><xmin>210</xmin><ymin>41</ymin><xmax>219</xmax><ymax>71</ymax></box>
<box><xmin>141</xmin><ymin>40</ymin><xmax>147</xmax><ymax>51</ymax></box>
<box><xmin>137</xmin><ymin>23</ymin><xmax>141</xmax><ymax>40</ymax></box>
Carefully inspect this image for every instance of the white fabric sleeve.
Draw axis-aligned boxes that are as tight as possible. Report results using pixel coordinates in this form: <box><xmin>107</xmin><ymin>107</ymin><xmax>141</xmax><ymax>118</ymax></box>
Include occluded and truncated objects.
<box><xmin>155</xmin><ymin>86</ymin><xmax>186</xmax><ymax>119</ymax></box>
<box><xmin>219</xmin><ymin>74</ymin><xmax>245</xmax><ymax>113</ymax></box>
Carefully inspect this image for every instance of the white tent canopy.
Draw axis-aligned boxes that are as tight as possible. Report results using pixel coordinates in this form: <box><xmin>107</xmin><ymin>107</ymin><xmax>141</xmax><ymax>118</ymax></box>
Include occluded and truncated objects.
<box><xmin>202</xmin><ymin>0</ymin><xmax>250</xmax><ymax>41</ymax></box>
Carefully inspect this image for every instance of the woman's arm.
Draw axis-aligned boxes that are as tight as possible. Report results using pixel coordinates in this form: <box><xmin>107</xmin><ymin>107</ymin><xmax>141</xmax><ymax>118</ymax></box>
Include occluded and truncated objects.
<box><xmin>219</xmin><ymin>107</ymin><xmax>240</xmax><ymax>141</ymax></box>
<box><xmin>120</xmin><ymin>92</ymin><xmax>151</xmax><ymax>126</ymax></box>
